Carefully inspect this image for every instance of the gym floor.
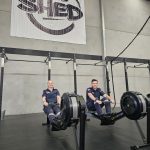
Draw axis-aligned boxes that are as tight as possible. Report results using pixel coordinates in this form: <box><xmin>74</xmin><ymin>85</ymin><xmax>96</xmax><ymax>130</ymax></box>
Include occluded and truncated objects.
<box><xmin>0</xmin><ymin>111</ymin><xmax>148</xmax><ymax>150</ymax></box>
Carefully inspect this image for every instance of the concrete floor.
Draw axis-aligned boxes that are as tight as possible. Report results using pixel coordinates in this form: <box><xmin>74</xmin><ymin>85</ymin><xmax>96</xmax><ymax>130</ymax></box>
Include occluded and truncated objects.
<box><xmin>0</xmin><ymin>112</ymin><xmax>148</xmax><ymax>150</ymax></box>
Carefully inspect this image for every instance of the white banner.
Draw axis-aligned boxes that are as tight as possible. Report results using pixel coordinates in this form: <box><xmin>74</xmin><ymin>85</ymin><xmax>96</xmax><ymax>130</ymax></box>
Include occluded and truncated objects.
<box><xmin>11</xmin><ymin>0</ymin><xmax>86</xmax><ymax>44</ymax></box>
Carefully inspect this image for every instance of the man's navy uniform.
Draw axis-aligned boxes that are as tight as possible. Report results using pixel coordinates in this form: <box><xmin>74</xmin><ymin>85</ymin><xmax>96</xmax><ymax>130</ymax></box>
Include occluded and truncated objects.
<box><xmin>86</xmin><ymin>87</ymin><xmax>111</xmax><ymax>115</ymax></box>
<box><xmin>42</xmin><ymin>88</ymin><xmax>61</xmax><ymax>123</ymax></box>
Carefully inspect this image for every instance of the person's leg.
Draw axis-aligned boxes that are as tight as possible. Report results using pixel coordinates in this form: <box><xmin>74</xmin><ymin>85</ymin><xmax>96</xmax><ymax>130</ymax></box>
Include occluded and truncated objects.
<box><xmin>43</xmin><ymin>106</ymin><xmax>50</xmax><ymax>124</ymax></box>
<box><xmin>87</xmin><ymin>101</ymin><xmax>104</xmax><ymax>115</ymax></box>
<box><xmin>52</xmin><ymin>104</ymin><xmax>63</xmax><ymax>129</ymax></box>
<box><xmin>104</xmin><ymin>100</ymin><xmax>111</xmax><ymax>114</ymax></box>
<box><xmin>45</xmin><ymin>104</ymin><xmax>57</xmax><ymax>124</ymax></box>
<box><xmin>53</xmin><ymin>104</ymin><xmax>61</xmax><ymax>118</ymax></box>
<box><xmin>101</xmin><ymin>97</ymin><xmax>111</xmax><ymax>114</ymax></box>
<box><xmin>87</xmin><ymin>102</ymin><xmax>96</xmax><ymax>111</ymax></box>
<box><xmin>94</xmin><ymin>102</ymin><xmax>104</xmax><ymax>115</ymax></box>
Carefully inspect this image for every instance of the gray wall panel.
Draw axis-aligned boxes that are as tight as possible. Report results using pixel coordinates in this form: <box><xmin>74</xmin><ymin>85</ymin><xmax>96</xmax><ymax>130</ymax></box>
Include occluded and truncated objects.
<box><xmin>1</xmin><ymin>0</ymin><xmax>150</xmax><ymax>114</ymax></box>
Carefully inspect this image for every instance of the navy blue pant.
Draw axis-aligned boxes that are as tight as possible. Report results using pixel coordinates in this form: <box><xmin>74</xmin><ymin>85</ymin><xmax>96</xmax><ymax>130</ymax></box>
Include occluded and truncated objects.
<box><xmin>43</xmin><ymin>103</ymin><xmax>61</xmax><ymax>124</ymax></box>
<box><xmin>87</xmin><ymin>99</ymin><xmax>111</xmax><ymax>115</ymax></box>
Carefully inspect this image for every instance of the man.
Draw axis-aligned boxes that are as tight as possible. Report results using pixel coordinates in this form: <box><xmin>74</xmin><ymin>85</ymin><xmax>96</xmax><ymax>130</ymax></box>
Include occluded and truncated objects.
<box><xmin>86</xmin><ymin>79</ymin><xmax>113</xmax><ymax>116</ymax></box>
<box><xmin>42</xmin><ymin>80</ymin><xmax>61</xmax><ymax>126</ymax></box>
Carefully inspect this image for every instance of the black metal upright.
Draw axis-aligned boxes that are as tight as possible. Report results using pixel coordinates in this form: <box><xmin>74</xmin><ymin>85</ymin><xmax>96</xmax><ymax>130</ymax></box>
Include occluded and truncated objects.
<box><xmin>0</xmin><ymin>49</ymin><xmax>5</xmax><ymax>120</ymax></box>
<box><xmin>148</xmin><ymin>62</ymin><xmax>150</xmax><ymax>87</ymax></box>
<box><xmin>48</xmin><ymin>52</ymin><xmax>51</xmax><ymax>80</ymax></box>
<box><xmin>147</xmin><ymin>97</ymin><xmax>150</xmax><ymax>144</ymax></box>
<box><xmin>47</xmin><ymin>52</ymin><xmax>51</xmax><ymax>125</ymax></box>
<box><xmin>124</xmin><ymin>60</ymin><xmax>129</xmax><ymax>91</ymax></box>
<box><xmin>79</xmin><ymin>105</ymin><xmax>86</xmax><ymax>150</ymax></box>
<box><xmin>105</xmin><ymin>61</ymin><xmax>111</xmax><ymax>96</ymax></box>
<box><xmin>73</xmin><ymin>54</ymin><xmax>77</xmax><ymax>94</ymax></box>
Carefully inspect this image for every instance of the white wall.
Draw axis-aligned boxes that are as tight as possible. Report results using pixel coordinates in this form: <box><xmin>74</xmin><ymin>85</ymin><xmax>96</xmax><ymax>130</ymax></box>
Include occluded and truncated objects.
<box><xmin>104</xmin><ymin>0</ymin><xmax>150</xmax><ymax>105</ymax></box>
<box><xmin>0</xmin><ymin>0</ymin><xmax>105</xmax><ymax>115</ymax></box>
<box><xmin>0</xmin><ymin>0</ymin><xmax>150</xmax><ymax>114</ymax></box>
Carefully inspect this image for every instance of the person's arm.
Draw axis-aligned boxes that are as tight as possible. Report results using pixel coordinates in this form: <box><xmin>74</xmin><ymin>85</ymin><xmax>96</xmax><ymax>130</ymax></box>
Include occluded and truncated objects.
<box><xmin>87</xmin><ymin>89</ymin><xmax>102</xmax><ymax>104</ymax></box>
<box><xmin>100</xmin><ymin>90</ymin><xmax>114</xmax><ymax>103</ymax></box>
<box><xmin>42</xmin><ymin>96</ymin><xmax>48</xmax><ymax>106</ymax></box>
<box><xmin>42</xmin><ymin>90</ymin><xmax>48</xmax><ymax>106</ymax></box>
<box><xmin>56</xmin><ymin>90</ymin><xmax>61</xmax><ymax>106</ymax></box>
<box><xmin>103</xmin><ymin>94</ymin><xmax>112</xmax><ymax>101</ymax></box>
<box><xmin>88</xmin><ymin>93</ymin><xmax>97</xmax><ymax>101</ymax></box>
<box><xmin>57</xmin><ymin>96</ymin><xmax>61</xmax><ymax>106</ymax></box>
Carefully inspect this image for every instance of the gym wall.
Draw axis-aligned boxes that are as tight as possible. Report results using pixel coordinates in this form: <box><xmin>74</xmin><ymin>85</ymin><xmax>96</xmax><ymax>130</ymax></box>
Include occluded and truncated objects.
<box><xmin>0</xmin><ymin>0</ymin><xmax>105</xmax><ymax>115</ymax></box>
<box><xmin>0</xmin><ymin>0</ymin><xmax>150</xmax><ymax>115</ymax></box>
<box><xmin>104</xmin><ymin>0</ymin><xmax>150</xmax><ymax>105</ymax></box>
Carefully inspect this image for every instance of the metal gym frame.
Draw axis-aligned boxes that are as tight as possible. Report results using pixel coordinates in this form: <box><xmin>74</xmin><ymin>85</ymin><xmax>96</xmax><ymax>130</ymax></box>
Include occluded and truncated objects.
<box><xmin>0</xmin><ymin>47</ymin><xmax>103</xmax><ymax>150</ymax></box>
<box><xmin>109</xmin><ymin>57</ymin><xmax>150</xmax><ymax>106</ymax></box>
<box><xmin>1</xmin><ymin>47</ymin><xmax>150</xmax><ymax>150</ymax></box>
<box><xmin>126</xmin><ymin>61</ymin><xmax>150</xmax><ymax>149</ymax></box>
<box><xmin>45</xmin><ymin>53</ymin><xmax>86</xmax><ymax>150</ymax></box>
<box><xmin>1</xmin><ymin>46</ymin><xmax>150</xmax><ymax>118</ymax></box>
<box><xmin>110</xmin><ymin>58</ymin><xmax>150</xmax><ymax>149</ymax></box>
<box><xmin>68</xmin><ymin>55</ymin><xmax>107</xmax><ymax>95</ymax></box>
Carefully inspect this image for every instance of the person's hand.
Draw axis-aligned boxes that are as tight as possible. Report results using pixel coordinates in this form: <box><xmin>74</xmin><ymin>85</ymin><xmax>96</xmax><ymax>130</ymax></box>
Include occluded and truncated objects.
<box><xmin>43</xmin><ymin>101</ymin><xmax>48</xmax><ymax>106</ymax></box>
<box><xmin>95</xmin><ymin>100</ymin><xmax>102</xmax><ymax>104</ymax></box>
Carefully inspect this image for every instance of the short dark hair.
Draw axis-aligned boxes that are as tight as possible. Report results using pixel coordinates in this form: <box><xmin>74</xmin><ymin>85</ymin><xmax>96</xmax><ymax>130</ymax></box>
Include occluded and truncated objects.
<box><xmin>91</xmin><ymin>79</ymin><xmax>98</xmax><ymax>83</ymax></box>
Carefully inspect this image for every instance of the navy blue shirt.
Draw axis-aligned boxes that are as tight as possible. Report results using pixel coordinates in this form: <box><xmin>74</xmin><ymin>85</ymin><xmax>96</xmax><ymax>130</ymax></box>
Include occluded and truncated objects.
<box><xmin>86</xmin><ymin>87</ymin><xmax>105</xmax><ymax>103</ymax></box>
<box><xmin>42</xmin><ymin>88</ymin><xmax>60</xmax><ymax>104</ymax></box>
